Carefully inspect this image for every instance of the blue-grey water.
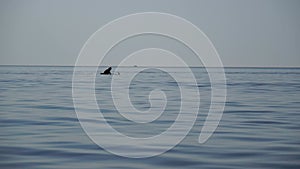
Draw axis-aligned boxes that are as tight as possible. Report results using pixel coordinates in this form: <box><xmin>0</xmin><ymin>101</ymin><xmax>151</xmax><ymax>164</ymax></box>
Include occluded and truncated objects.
<box><xmin>0</xmin><ymin>66</ymin><xmax>300</xmax><ymax>169</ymax></box>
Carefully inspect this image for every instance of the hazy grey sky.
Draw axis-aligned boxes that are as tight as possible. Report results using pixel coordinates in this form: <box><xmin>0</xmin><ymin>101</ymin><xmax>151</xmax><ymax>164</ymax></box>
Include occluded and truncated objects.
<box><xmin>1</xmin><ymin>0</ymin><xmax>299</xmax><ymax>67</ymax></box>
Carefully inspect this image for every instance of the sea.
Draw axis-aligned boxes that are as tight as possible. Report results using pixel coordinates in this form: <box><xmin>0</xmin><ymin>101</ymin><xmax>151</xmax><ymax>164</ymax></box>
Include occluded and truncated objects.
<box><xmin>0</xmin><ymin>66</ymin><xmax>299</xmax><ymax>169</ymax></box>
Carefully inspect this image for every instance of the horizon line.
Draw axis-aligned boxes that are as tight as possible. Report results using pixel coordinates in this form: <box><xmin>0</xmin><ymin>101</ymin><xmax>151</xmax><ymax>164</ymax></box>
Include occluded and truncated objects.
<box><xmin>0</xmin><ymin>64</ymin><xmax>300</xmax><ymax>68</ymax></box>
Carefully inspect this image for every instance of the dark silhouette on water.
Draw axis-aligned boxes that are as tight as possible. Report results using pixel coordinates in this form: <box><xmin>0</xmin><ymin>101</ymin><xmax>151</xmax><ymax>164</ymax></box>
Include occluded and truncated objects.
<box><xmin>101</xmin><ymin>67</ymin><xmax>112</xmax><ymax>75</ymax></box>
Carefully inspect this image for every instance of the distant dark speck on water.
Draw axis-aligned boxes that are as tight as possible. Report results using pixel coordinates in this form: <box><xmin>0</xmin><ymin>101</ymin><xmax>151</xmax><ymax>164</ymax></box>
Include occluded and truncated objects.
<box><xmin>100</xmin><ymin>67</ymin><xmax>112</xmax><ymax>75</ymax></box>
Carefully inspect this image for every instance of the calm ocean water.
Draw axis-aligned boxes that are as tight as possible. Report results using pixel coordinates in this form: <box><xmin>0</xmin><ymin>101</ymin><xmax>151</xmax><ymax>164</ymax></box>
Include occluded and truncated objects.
<box><xmin>0</xmin><ymin>66</ymin><xmax>299</xmax><ymax>169</ymax></box>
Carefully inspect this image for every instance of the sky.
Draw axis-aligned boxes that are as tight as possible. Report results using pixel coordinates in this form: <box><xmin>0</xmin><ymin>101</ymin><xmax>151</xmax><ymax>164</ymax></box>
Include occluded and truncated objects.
<box><xmin>0</xmin><ymin>0</ymin><xmax>300</xmax><ymax>67</ymax></box>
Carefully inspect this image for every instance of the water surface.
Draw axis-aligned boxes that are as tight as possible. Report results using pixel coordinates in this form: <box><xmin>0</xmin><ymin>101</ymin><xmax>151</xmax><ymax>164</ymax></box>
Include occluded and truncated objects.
<box><xmin>0</xmin><ymin>66</ymin><xmax>299</xmax><ymax>168</ymax></box>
